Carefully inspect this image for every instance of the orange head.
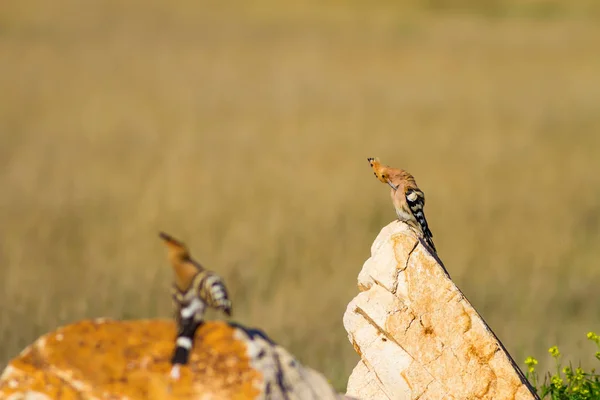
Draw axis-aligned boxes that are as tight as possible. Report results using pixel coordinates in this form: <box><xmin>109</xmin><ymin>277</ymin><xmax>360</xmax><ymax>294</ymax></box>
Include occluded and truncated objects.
<box><xmin>159</xmin><ymin>232</ymin><xmax>200</xmax><ymax>291</ymax></box>
<box><xmin>367</xmin><ymin>157</ymin><xmax>398</xmax><ymax>190</ymax></box>
<box><xmin>158</xmin><ymin>232</ymin><xmax>190</xmax><ymax>261</ymax></box>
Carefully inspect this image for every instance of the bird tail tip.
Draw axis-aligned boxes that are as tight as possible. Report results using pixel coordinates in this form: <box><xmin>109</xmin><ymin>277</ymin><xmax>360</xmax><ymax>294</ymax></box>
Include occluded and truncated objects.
<box><xmin>426</xmin><ymin>237</ymin><xmax>437</xmax><ymax>254</ymax></box>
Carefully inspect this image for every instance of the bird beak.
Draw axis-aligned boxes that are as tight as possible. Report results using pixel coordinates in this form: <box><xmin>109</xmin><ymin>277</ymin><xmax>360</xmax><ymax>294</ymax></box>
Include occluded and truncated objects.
<box><xmin>387</xmin><ymin>179</ymin><xmax>398</xmax><ymax>190</ymax></box>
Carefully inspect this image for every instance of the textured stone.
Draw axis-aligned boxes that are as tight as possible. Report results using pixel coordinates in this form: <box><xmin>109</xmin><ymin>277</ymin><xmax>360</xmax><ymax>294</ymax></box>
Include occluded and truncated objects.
<box><xmin>346</xmin><ymin>361</ymin><xmax>386</xmax><ymax>399</ymax></box>
<box><xmin>0</xmin><ymin>319</ymin><xmax>345</xmax><ymax>400</ymax></box>
<box><xmin>344</xmin><ymin>220</ymin><xmax>538</xmax><ymax>400</ymax></box>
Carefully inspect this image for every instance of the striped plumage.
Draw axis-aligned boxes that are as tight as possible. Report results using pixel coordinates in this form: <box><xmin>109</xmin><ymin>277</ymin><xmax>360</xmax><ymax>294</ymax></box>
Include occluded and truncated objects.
<box><xmin>158</xmin><ymin>232</ymin><xmax>232</xmax><ymax>379</ymax></box>
<box><xmin>367</xmin><ymin>157</ymin><xmax>437</xmax><ymax>253</ymax></box>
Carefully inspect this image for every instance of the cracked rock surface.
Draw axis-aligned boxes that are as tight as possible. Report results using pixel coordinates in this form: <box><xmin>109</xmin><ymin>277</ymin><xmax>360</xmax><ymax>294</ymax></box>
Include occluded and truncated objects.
<box><xmin>0</xmin><ymin>319</ymin><xmax>349</xmax><ymax>400</ymax></box>
<box><xmin>344</xmin><ymin>221</ymin><xmax>538</xmax><ymax>400</ymax></box>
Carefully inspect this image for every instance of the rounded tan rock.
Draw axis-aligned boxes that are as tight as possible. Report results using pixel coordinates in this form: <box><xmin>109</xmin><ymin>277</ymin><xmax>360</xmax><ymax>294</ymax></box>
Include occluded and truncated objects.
<box><xmin>0</xmin><ymin>319</ymin><xmax>343</xmax><ymax>400</ymax></box>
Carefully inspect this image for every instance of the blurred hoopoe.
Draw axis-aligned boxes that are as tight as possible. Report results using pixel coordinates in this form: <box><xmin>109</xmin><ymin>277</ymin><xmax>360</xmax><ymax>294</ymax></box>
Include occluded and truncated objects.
<box><xmin>158</xmin><ymin>232</ymin><xmax>232</xmax><ymax>379</ymax></box>
<box><xmin>367</xmin><ymin>157</ymin><xmax>437</xmax><ymax>253</ymax></box>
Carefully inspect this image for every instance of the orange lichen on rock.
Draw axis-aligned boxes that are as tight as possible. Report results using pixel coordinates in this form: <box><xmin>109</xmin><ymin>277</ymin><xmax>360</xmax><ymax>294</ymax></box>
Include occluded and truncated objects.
<box><xmin>0</xmin><ymin>319</ymin><xmax>261</xmax><ymax>399</ymax></box>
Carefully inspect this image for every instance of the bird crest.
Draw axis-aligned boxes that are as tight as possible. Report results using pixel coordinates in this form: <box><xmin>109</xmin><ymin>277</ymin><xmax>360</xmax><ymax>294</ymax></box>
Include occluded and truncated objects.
<box><xmin>367</xmin><ymin>157</ymin><xmax>398</xmax><ymax>190</ymax></box>
<box><xmin>158</xmin><ymin>231</ymin><xmax>199</xmax><ymax>291</ymax></box>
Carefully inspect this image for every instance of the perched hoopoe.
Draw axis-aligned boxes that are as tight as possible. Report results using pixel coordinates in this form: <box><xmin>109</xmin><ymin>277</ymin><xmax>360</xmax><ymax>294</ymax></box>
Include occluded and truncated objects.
<box><xmin>367</xmin><ymin>157</ymin><xmax>437</xmax><ymax>253</ymax></box>
<box><xmin>158</xmin><ymin>232</ymin><xmax>232</xmax><ymax>379</ymax></box>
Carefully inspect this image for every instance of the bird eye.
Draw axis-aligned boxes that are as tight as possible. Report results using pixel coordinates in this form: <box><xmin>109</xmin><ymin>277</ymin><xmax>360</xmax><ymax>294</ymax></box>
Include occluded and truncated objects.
<box><xmin>381</xmin><ymin>174</ymin><xmax>386</xmax><ymax>179</ymax></box>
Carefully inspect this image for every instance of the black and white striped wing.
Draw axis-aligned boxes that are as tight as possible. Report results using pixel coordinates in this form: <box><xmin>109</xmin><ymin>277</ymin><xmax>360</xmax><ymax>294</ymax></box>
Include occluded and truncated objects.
<box><xmin>196</xmin><ymin>272</ymin><xmax>232</xmax><ymax>316</ymax></box>
<box><xmin>405</xmin><ymin>188</ymin><xmax>436</xmax><ymax>252</ymax></box>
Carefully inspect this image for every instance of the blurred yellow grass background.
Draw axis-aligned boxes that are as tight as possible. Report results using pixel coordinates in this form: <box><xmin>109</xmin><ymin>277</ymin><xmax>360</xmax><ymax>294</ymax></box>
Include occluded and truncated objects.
<box><xmin>1</xmin><ymin>0</ymin><xmax>600</xmax><ymax>390</ymax></box>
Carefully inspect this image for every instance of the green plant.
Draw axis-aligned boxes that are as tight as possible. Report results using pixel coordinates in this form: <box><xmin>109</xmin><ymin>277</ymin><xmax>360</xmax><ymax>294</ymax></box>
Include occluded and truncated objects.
<box><xmin>525</xmin><ymin>333</ymin><xmax>600</xmax><ymax>399</ymax></box>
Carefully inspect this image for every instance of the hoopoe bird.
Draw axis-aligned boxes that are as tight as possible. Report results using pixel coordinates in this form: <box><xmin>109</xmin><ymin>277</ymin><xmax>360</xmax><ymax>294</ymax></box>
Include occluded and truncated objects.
<box><xmin>367</xmin><ymin>157</ymin><xmax>437</xmax><ymax>253</ymax></box>
<box><xmin>158</xmin><ymin>232</ymin><xmax>232</xmax><ymax>379</ymax></box>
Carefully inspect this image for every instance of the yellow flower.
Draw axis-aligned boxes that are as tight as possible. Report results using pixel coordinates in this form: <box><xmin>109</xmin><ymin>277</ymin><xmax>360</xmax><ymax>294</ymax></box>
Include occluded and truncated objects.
<box><xmin>595</xmin><ymin>351</ymin><xmax>600</xmax><ymax>361</ymax></box>
<box><xmin>587</xmin><ymin>331</ymin><xmax>595</xmax><ymax>339</ymax></box>
<box><xmin>524</xmin><ymin>356</ymin><xmax>538</xmax><ymax>367</ymax></box>
<box><xmin>551</xmin><ymin>375</ymin><xmax>563</xmax><ymax>387</ymax></box>
<box><xmin>548</xmin><ymin>346</ymin><xmax>560</xmax><ymax>358</ymax></box>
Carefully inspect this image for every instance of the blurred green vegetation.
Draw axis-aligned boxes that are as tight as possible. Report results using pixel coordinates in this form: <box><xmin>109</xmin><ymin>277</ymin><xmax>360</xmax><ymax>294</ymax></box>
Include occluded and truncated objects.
<box><xmin>1</xmin><ymin>0</ymin><xmax>600</xmax><ymax>392</ymax></box>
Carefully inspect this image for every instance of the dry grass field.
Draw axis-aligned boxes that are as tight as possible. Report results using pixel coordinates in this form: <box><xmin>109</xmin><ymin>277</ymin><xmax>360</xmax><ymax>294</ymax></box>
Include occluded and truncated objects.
<box><xmin>1</xmin><ymin>0</ymin><xmax>600</xmax><ymax>391</ymax></box>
